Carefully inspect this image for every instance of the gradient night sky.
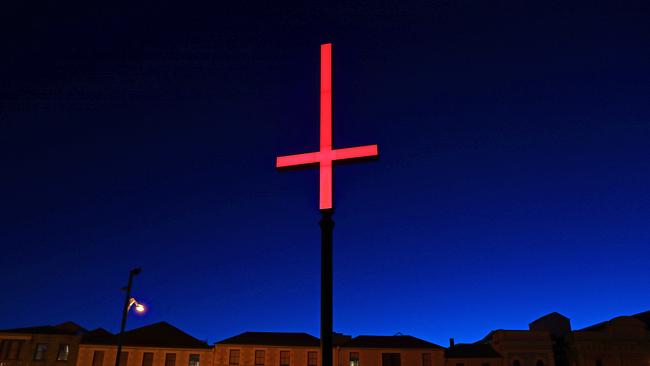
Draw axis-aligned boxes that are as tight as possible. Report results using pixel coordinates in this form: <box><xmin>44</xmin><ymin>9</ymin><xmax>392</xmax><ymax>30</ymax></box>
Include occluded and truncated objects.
<box><xmin>1</xmin><ymin>1</ymin><xmax>649</xmax><ymax>346</ymax></box>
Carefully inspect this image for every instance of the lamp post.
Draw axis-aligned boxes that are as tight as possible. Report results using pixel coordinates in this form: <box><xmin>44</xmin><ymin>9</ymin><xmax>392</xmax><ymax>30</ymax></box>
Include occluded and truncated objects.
<box><xmin>115</xmin><ymin>268</ymin><xmax>142</xmax><ymax>366</ymax></box>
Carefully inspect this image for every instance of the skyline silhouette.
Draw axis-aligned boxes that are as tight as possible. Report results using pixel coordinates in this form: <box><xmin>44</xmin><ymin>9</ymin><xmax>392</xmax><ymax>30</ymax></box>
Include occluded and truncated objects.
<box><xmin>2</xmin><ymin>307</ymin><xmax>648</xmax><ymax>346</ymax></box>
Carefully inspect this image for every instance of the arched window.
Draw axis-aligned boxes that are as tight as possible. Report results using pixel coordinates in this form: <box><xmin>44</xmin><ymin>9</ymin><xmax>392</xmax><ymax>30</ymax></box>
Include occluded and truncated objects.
<box><xmin>512</xmin><ymin>361</ymin><xmax>521</xmax><ymax>366</ymax></box>
<box><xmin>536</xmin><ymin>361</ymin><xmax>545</xmax><ymax>366</ymax></box>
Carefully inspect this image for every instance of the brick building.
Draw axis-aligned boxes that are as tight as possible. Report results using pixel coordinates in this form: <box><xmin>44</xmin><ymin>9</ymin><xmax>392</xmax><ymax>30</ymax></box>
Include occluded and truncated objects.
<box><xmin>77</xmin><ymin>322</ymin><xmax>212</xmax><ymax>366</ymax></box>
<box><xmin>0</xmin><ymin>322</ymin><xmax>86</xmax><ymax>366</ymax></box>
<box><xmin>214</xmin><ymin>332</ymin><xmax>320</xmax><ymax>366</ymax></box>
<box><xmin>444</xmin><ymin>342</ymin><xmax>502</xmax><ymax>366</ymax></box>
<box><xmin>478</xmin><ymin>330</ymin><xmax>555</xmax><ymax>366</ymax></box>
<box><xmin>214</xmin><ymin>333</ymin><xmax>444</xmax><ymax>366</ymax></box>
<box><xmin>337</xmin><ymin>335</ymin><xmax>444</xmax><ymax>366</ymax></box>
<box><xmin>529</xmin><ymin>311</ymin><xmax>650</xmax><ymax>366</ymax></box>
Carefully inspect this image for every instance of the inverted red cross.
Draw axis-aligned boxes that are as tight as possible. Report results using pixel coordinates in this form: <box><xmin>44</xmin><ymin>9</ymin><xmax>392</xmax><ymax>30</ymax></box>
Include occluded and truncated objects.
<box><xmin>276</xmin><ymin>43</ymin><xmax>379</xmax><ymax>210</ymax></box>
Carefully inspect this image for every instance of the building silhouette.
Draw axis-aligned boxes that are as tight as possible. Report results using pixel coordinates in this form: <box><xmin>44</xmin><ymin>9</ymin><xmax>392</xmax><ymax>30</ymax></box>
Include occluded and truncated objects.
<box><xmin>444</xmin><ymin>342</ymin><xmax>502</xmax><ymax>366</ymax></box>
<box><xmin>1</xmin><ymin>311</ymin><xmax>649</xmax><ymax>366</ymax></box>
<box><xmin>527</xmin><ymin>311</ymin><xmax>650</xmax><ymax>366</ymax></box>
<box><xmin>0</xmin><ymin>322</ymin><xmax>86</xmax><ymax>366</ymax></box>
<box><xmin>77</xmin><ymin>322</ymin><xmax>213</xmax><ymax>366</ymax></box>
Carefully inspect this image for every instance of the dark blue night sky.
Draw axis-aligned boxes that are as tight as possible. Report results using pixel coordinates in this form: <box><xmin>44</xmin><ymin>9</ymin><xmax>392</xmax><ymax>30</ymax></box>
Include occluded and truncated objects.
<box><xmin>1</xmin><ymin>1</ymin><xmax>649</xmax><ymax>346</ymax></box>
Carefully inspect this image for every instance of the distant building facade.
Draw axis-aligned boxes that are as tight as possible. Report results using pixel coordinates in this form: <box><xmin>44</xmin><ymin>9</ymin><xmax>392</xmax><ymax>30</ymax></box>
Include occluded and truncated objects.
<box><xmin>337</xmin><ymin>335</ymin><xmax>444</xmax><ymax>366</ymax></box>
<box><xmin>0</xmin><ymin>322</ymin><xmax>85</xmax><ymax>366</ymax></box>
<box><xmin>479</xmin><ymin>330</ymin><xmax>554</xmax><ymax>366</ymax></box>
<box><xmin>529</xmin><ymin>311</ymin><xmax>650</xmax><ymax>366</ymax></box>
<box><xmin>76</xmin><ymin>322</ymin><xmax>212</xmax><ymax>366</ymax></box>
<box><xmin>214</xmin><ymin>333</ymin><xmax>444</xmax><ymax>366</ymax></box>
<box><xmin>2</xmin><ymin>310</ymin><xmax>650</xmax><ymax>366</ymax></box>
<box><xmin>444</xmin><ymin>342</ymin><xmax>502</xmax><ymax>366</ymax></box>
<box><xmin>214</xmin><ymin>332</ymin><xmax>321</xmax><ymax>366</ymax></box>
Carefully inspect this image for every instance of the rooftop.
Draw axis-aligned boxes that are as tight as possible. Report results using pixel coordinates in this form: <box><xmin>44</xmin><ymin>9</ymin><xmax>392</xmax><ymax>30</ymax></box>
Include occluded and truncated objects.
<box><xmin>82</xmin><ymin>322</ymin><xmax>210</xmax><ymax>349</ymax></box>
<box><xmin>445</xmin><ymin>343</ymin><xmax>502</xmax><ymax>359</ymax></box>
<box><xmin>0</xmin><ymin>322</ymin><xmax>86</xmax><ymax>335</ymax></box>
<box><xmin>529</xmin><ymin>312</ymin><xmax>569</xmax><ymax>325</ymax></box>
<box><xmin>579</xmin><ymin>310</ymin><xmax>650</xmax><ymax>332</ymax></box>
<box><xmin>342</xmin><ymin>335</ymin><xmax>442</xmax><ymax>349</ymax></box>
<box><xmin>216</xmin><ymin>332</ymin><xmax>319</xmax><ymax>347</ymax></box>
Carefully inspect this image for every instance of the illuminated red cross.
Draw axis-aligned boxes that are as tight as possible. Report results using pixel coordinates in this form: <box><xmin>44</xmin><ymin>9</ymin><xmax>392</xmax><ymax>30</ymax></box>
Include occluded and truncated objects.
<box><xmin>276</xmin><ymin>43</ymin><xmax>379</xmax><ymax>210</ymax></box>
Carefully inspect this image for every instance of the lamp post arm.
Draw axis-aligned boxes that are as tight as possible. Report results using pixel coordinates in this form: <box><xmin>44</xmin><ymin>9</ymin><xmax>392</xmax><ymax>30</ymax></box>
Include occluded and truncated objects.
<box><xmin>127</xmin><ymin>298</ymin><xmax>136</xmax><ymax>312</ymax></box>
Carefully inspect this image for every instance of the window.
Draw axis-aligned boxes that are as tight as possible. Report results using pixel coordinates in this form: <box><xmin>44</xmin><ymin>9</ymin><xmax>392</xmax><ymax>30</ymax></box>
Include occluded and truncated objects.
<box><xmin>92</xmin><ymin>351</ymin><xmax>105</xmax><ymax>366</ymax></box>
<box><xmin>280</xmin><ymin>351</ymin><xmax>290</xmax><ymax>366</ymax></box>
<box><xmin>308</xmin><ymin>352</ymin><xmax>317</xmax><ymax>366</ymax></box>
<box><xmin>0</xmin><ymin>341</ymin><xmax>7</xmax><ymax>360</ymax></box>
<box><xmin>422</xmin><ymin>353</ymin><xmax>431</xmax><ymax>366</ymax></box>
<box><xmin>255</xmin><ymin>351</ymin><xmax>265</xmax><ymax>366</ymax></box>
<box><xmin>349</xmin><ymin>353</ymin><xmax>359</xmax><ymax>366</ymax></box>
<box><xmin>34</xmin><ymin>344</ymin><xmax>48</xmax><ymax>361</ymax></box>
<box><xmin>381</xmin><ymin>354</ymin><xmax>400</xmax><ymax>366</ymax></box>
<box><xmin>142</xmin><ymin>353</ymin><xmax>153</xmax><ymax>366</ymax></box>
<box><xmin>165</xmin><ymin>354</ymin><xmax>176</xmax><ymax>366</ymax></box>
<box><xmin>1</xmin><ymin>340</ymin><xmax>23</xmax><ymax>360</ymax></box>
<box><xmin>189</xmin><ymin>354</ymin><xmax>200</xmax><ymax>366</ymax></box>
<box><xmin>120</xmin><ymin>352</ymin><xmax>129</xmax><ymax>366</ymax></box>
<box><xmin>10</xmin><ymin>341</ymin><xmax>23</xmax><ymax>360</ymax></box>
<box><xmin>57</xmin><ymin>344</ymin><xmax>70</xmax><ymax>361</ymax></box>
<box><xmin>229</xmin><ymin>350</ymin><xmax>240</xmax><ymax>365</ymax></box>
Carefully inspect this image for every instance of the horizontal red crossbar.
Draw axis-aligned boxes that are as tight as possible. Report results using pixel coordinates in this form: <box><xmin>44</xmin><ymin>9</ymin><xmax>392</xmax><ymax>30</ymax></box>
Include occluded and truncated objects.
<box><xmin>276</xmin><ymin>144</ymin><xmax>378</xmax><ymax>169</ymax></box>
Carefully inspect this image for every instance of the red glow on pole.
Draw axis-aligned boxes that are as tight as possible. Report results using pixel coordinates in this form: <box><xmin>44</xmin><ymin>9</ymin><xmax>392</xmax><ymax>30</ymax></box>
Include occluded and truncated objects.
<box><xmin>276</xmin><ymin>43</ymin><xmax>379</xmax><ymax>210</ymax></box>
<box><xmin>320</xmin><ymin>43</ymin><xmax>332</xmax><ymax>151</ymax></box>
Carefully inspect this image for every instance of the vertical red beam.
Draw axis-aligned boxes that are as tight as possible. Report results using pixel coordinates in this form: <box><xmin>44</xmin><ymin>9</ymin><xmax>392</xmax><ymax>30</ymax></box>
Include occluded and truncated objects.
<box><xmin>320</xmin><ymin>43</ymin><xmax>332</xmax><ymax>150</ymax></box>
<box><xmin>319</xmin><ymin>43</ymin><xmax>333</xmax><ymax>210</ymax></box>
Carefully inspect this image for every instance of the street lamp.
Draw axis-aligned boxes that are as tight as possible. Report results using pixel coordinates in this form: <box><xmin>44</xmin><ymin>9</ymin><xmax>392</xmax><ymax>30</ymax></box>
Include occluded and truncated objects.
<box><xmin>128</xmin><ymin>298</ymin><xmax>146</xmax><ymax>313</ymax></box>
<box><xmin>115</xmin><ymin>268</ymin><xmax>142</xmax><ymax>366</ymax></box>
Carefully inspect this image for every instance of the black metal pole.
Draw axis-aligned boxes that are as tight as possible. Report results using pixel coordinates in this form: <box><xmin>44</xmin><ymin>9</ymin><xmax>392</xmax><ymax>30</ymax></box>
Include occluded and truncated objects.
<box><xmin>320</xmin><ymin>209</ymin><xmax>334</xmax><ymax>366</ymax></box>
<box><xmin>115</xmin><ymin>268</ymin><xmax>141</xmax><ymax>366</ymax></box>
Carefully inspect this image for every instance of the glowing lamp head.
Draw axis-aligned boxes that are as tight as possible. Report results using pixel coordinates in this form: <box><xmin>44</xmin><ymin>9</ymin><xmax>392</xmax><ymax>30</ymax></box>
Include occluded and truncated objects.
<box><xmin>128</xmin><ymin>297</ymin><xmax>146</xmax><ymax>314</ymax></box>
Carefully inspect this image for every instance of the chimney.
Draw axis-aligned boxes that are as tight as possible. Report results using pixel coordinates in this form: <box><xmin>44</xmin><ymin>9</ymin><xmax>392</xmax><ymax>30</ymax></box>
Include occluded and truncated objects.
<box><xmin>449</xmin><ymin>338</ymin><xmax>455</xmax><ymax>347</ymax></box>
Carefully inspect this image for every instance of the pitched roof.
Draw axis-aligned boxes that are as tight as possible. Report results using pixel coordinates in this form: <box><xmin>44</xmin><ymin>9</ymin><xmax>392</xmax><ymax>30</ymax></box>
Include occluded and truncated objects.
<box><xmin>83</xmin><ymin>322</ymin><xmax>210</xmax><ymax>349</ymax></box>
<box><xmin>0</xmin><ymin>322</ymin><xmax>85</xmax><ymax>335</ymax></box>
<box><xmin>445</xmin><ymin>344</ymin><xmax>502</xmax><ymax>358</ymax></box>
<box><xmin>579</xmin><ymin>310</ymin><xmax>650</xmax><ymax>332</ymax></box>
<box><xmin>0</xmin><ymin>325</ymin><xmax>69</xmax><ymax>335</ymax></box>
<box><xmin>477</xmin><ymin>330</ymin><xmax>499</xmax><ymax>343</ymax></box>
<box><xmin>529</xmin><ymin>312</ymin><xmax>569</xmax><ymax>325</ymax></box>
<box><xmin>216</xmin><ymin>332</ymin><xmax>319</xmax><ymax>347</ymax></box>
<box><xmin>81</xmin><ymin>328</ymin><xmax>116</xmax><ymax>345</ymax></box>
<box><xmin>632</xmin><ymin>310</ymin><xmax>650</xmax><ymax>328</ymax></box>
<box><xmin>55</xmin><ymin>322</ymin><xmax>88</xmax><ymax>334</ymax></box>
<box><xmin>578</xmin><ymin>321</ymin><xmax>607</xmax><ymax>332</ymax></box>
<box><xmin>342</xmin><ymin>335</ymin><xmax>442</xmax><ymax>349</ymax></box>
